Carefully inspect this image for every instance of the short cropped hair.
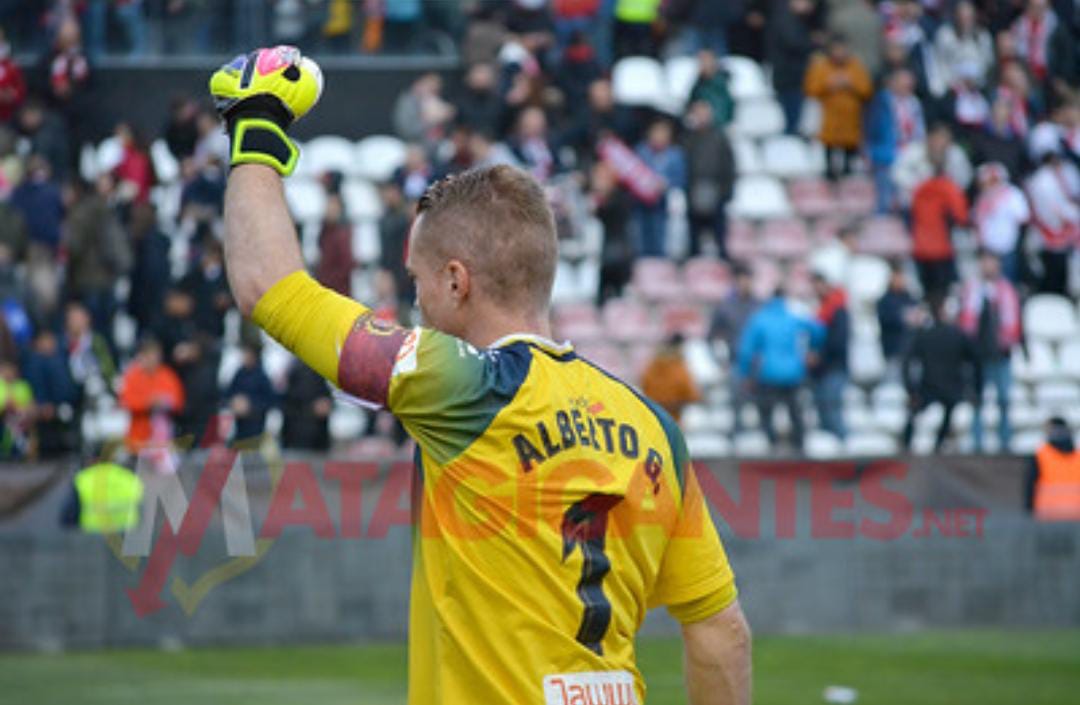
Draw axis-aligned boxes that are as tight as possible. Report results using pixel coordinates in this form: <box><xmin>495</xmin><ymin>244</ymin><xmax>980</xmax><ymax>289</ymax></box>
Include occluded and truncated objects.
<box><xmin>415</xmin><ymin>165</ymin><xmax>557</xmax><ymax>314</ymax></box>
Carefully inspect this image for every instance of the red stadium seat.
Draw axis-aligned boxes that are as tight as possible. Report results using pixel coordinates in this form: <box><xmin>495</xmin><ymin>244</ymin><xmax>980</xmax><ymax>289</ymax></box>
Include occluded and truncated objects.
<box><xmin>631</xmin><ymin>257</ymin><xmax>682</xmax><ymax>302</ymax></box>
<box><xmin>788</xmin><ymin>178</ymin><xmax>835</xmax><ymax>218</ymax></box>
<box><xmin>759</xmin><ymin>218</ymin><xmax>811</xmax><ymax>259</ymax></box>
<box><xmin>749</xmin><ymin>259</ymin><xmax>782</xmax><ymax>300</ymax></box>
<box><xmin>552</xmin><ymin>303</ymin><xmax>604</xmax><ymax>344</ymax></box>
<box><xmin>726</xmin><ymin>220</ymin><xmax>759</xmax><ymax>260</ymax></box>
<box><xmin>576</xmin><ymin>341</ymin><xmax>631</xmax><ymax>380</ymax></box>
<box><xmin>859</xmin><ymin>216</ymin><xmax>911</xmax><ymax>257</ymax></box>
<box><xmin>683</xmin><ymin>257</ymin><xmax>732</xmax><ymax>303</ymax></box>
<box><xmin>659</xmin><ymin>302</ymin><xmax>708</xmax><ymax>339</ymax></box>
<box><xmin>836</xmin><ymin>176</ymin><xmax>876</xmax><ymax>216</ymax></box>
<box><xmin>626</xmin><ymin>343</ymin><xmax>659</xmax><ymax>383</ymax></box>
<box><xmin>602</xmin><ymin>298</ymin><xmax>662</xmax><ymax>343</ymax></box>
<box><xmin>785</xmin><ymin>260</ymin><xmax>815</xmax><ymax>300</ymax></box>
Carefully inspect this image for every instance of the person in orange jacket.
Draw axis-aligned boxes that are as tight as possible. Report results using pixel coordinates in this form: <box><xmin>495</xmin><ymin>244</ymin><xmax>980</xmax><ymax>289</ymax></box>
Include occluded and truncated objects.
<box><xmin>1027</xmin><ymin>417</ymin><xmax>1080</xmax><ymax>521</ymax></box>
<box><xmin>118</xmin><ymin>337</ymin><xmax>184</xmax><ymax>451</ymax></box>
<box><xmin>640</xmin><ymin>334</ymin><xmax>701</xmax><ymax>424</ymax></box>
<box><xmin>911</xmin><ymin>160</ymin><xmax>969</xmax><ymax>298</ymax></box>
<box><xmin>804</xmin><ymin>33</ymin><xmax>873</xmax><ymax>180</ymax></box>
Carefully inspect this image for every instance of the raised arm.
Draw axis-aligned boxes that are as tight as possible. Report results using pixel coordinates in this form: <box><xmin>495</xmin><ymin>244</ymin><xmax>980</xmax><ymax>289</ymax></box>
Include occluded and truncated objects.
<box><xmin>683</xmin><ymin>600</ymin><xmax>752</xmax><ymax>705</ymax></box>
<box><xmin>224</xmin><ymin>165</ymin><xmax>304</xmax><ymax>315</ymax></box>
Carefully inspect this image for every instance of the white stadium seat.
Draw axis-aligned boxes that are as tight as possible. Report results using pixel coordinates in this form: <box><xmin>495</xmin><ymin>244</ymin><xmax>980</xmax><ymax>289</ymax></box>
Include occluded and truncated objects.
<box><xmin>613</xmin><ymin>57</ymin><xmax>667</xmax><ymax>109</ymax></box>
<box><xmin>665</xmin><ymin>55</ymin><xmax>700</xmax><ymax>112</ymax></box>
<box><xmin>1012</xmin><ymin>341</ymin><xmax>1056</xmax><ymax>382</ymax></box>
<box><xmin>354</xmin><ymin>135</ymin><xmax>408</xmax><ymax>182</ymax></box>
<box><xmin>846</xmin><ymin>432</ymin><xmax>898</xmax><ymax>457</ymax></box>
<box><xmin>732</xmin><ymin>139</ymin><xmax>763</xmax><ymax>175</ymax></box>
<box><xmin>847</xmin><ymin>256</ymin><xmax>891</xmax><ymax>305</ymax></box>
<box><xmin>341</xmin><ymin>179</ymin><xmax>383</xmax><ymax>219</ymax></box>
<box><xmin>150</xmin><ymin>139</ymin><xmax>179</xmax><ymax>183</ymax></box>
<box><xmin>1058</xmin><ymin>340</ymin><xmax>1080</xmax><ymax>380</ymax></box>
<box><xmin>733</xmin><ymin>431</ymin><xmax>771</xmax><ymax>457</ymax></box>
<box><xmin>721</xmin><ymin>56</ymin><xmax>773</xmax><ymax>100</ymax></box>
<box><xmin>686</xmin><ymin>433</ymin><xmax>731</xmax><ymax>458</ymax></box>
<box><xmin>729</xmin><ymin>175</ymin><xmax>791</xmax><ymax>220</ymax></box>
<box><xmin>302</xmin><ymin>135</ymin><xmax>358</xmax><ymax>176</ymax></box>
<box><xmin>761</xmin><ymin>135</ymin><xmax>818</xmax><ymax>178</ymax></box>
<box><xmin>1024</xmin><ymin>294</ymin><xmax>1077</xmax><ymax>343</ymax></box>
<box><xmin>804</xmin><ymin>430</ymin><xmax>843</xmax><ymax>459</ymax></box>
<box><xmin>283</xmin><ymin>178</ymin><xmax>327</xmax><ymax>224</ymax></box>
<box><xmin>730</xmin><ymin>98</ymin><xmax>785</xmax><ymax>139</ymax></box>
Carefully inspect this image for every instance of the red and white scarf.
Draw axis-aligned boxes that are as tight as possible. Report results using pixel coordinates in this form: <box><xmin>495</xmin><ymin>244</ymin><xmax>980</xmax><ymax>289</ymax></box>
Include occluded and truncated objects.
<box><xmin>1013</xmin><ymin>11</ymin><xmax>1057</xmax><ymax>80</ymax></box>
<box><xmin>958</xmin><ymin>278</ymin><xmax>1021</xmax><ymax>350</ymax></box>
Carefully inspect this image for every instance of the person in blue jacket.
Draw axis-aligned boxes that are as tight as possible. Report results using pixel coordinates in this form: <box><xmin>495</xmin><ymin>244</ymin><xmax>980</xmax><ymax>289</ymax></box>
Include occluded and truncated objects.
<box><xmin>866</xmin><ymin>68</ymin><xmax>925</xmax><ymax>214</ymax></box>
<box><xmin>738</xmin><ymin>288</ymin><xmax>824</xmax><ymax>451</ymax></box>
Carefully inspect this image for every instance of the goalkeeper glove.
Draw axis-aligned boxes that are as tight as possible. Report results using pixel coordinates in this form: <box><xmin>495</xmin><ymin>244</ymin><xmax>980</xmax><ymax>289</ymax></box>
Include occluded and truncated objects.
<box><xmin>209</xmin><ymin>46</ymin><xmax>323</xmax><ymax>177</ymax></box>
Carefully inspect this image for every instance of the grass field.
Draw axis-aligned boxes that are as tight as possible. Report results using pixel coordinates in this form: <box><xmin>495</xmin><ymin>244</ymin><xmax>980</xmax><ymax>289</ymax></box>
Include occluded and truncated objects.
<box><xmin>1</xmin><ymin>630</ymin><xmax>1079</xmax><ymax>705</ymax></box>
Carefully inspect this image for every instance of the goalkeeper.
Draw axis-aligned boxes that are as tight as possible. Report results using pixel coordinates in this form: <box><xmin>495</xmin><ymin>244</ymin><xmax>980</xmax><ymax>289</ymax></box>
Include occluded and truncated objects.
<box><xmin>211</xmin><ymin>46</ymin><xmax>750</xmax><ymax>705</ymax></box>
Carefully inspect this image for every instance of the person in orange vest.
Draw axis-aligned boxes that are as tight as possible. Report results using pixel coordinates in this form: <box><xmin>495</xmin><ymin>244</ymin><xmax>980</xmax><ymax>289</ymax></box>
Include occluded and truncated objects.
<box><xmin>1027</xmin><ymin>416</ymin><xmax>1080</xmax><ymax>521</ymax></box>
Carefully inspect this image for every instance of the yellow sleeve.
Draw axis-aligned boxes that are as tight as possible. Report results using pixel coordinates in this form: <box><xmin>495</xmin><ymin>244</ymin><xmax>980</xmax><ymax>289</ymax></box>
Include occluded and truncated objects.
<box><xmin>650</xmin><ymin>466</ymin><xmax>737</xmax><ymax>623</ymax></box>
<box><xmin>250</xmin><ymin>270</ymin><xmax>369</xmax><ymax>386</ymax></box>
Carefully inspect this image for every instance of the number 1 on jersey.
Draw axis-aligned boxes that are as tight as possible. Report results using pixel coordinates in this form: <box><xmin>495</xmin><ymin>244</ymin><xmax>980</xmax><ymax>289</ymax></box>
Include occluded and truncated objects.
<box><xmin>561</xmin><ymin>493</ymin><xmax>623</xmax><ymax>655</ymax></box>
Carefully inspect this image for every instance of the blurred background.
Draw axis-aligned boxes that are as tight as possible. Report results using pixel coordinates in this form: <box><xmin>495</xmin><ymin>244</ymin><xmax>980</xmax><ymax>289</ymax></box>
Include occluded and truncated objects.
<box><xmin>0</xmin><ymin>1</ymin><xmax>1079</xmax><ymax>704</ymax></box>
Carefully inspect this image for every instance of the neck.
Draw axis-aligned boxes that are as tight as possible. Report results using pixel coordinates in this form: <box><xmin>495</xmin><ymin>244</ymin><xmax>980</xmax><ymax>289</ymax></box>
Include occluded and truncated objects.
<box><xmin>461</xmin><ymin>304</ymin><xmax>553</xmax><ymax>349</ymax></box>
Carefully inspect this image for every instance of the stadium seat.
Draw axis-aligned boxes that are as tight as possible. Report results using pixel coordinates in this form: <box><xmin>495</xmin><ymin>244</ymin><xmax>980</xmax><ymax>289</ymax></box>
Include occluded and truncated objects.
<box><xmin>684</xmin><ymin>338</ymin><xmax>723</xmax><ymax>386</ymax></box>
<box><xmin>576</xmin><ymin>341</ymin><xmax>630</xmax><ymax>379</ymax></box>
<box><xmin>684</xmin><ymin>257</ymin><xmax>732</xmax><ymax>303</ymax></box>
<box><xmin>354</xmin><ymin>135</ymin><xmax>408</xmax><ymax>182</ymax></box>
<box><xmin>1009</xmin><ymin>403</ymin><xmax>1045</xmax><ymax>429</ymax></box>
<box><xmin>302</xmin><ymin>135</ymin><xmax>357</xmax><ymax>176</ymax></box>
<box><xmin>600</xmin><ymin>295</ymin><xmax>656</xmax><ymax>343</ymax></box>
<box><xmin>686</xmin><ymin>433</ymin><xmax>731</xmax><ymax>458</ymax></box>
<box><xmin>721</xmin><ymin>55</ymin><xmax>773</xmax><ymax>100</ymax></box>
<box><xmin>551</xmin><ymin>260</ymin><xmax>580</xmax><ymax>304</ymax></box>
<box><xmin>1058</xmin><ymin>340</ymin><xmax>1080</xmax><ymax>380</ymax></box>
<box><xmin>733</xmin><ymin>431</ymin><xmax>771</xmax><ymax>457</ymax></box>
<box><xmin>665</xmin><ymin>55</ymin><xmax>700</xmax><ymax>112</ymax></box>
<box><xmin>632</xmin><ymin>257</ymin><xmax>682</xmax><ymax>302</ymax></box>
<box><xmin>850</xmin><ymin>338</ymin><xmax>887</xmax><ymax>384</ymax></box>
<box><xmin>726</xmin><ymin>220</ymin><xmax>759</xmax><ymax>260</ymax></box>
<box><xmin>682</xmin><ymin>404</ymin><xmax>713</xmax><ymax>433</ymax></box>
<box><xmin>284</xmin><ymin>178</ymin><xmax>327</xmax><ymax>225</ymax></box>
<box><xmin>788</xmin><ymin>178</ymin><xmax>835</xmax><ymax>218</ymax></box>
<box><xmin>659</xmin><ymin>302</ymin><xmax>708</xmax><ymax>339</ymax></box>
<box><xmin>804</xmin><ymin>430</ymin><xmax>843</xmax><ymax>458</ymax></box>
<box><xmin>748</xmin><ymin>258</ymin><xmax>783</xmax><ymax>300</ymax></box>
<box><xmin>847</xmin><ymin>255</ymin><xmax>891</xmax><ymax>305</ymax></box>
<box><xmin>352</xmin><ymin>219</ymin><xmax>381</xmax><ymax>262</ymax></box>
<box><xmin>872</xmin><ymin>405</ymin><xmax>907</xmax><ymax>434</ymax></box>
<box><xmin>729</xmin><ymin>175</ymin><xmax>791</xmax><ymax>220</ymax></box>
<box><xmin>613</xmin><ymin>56</ymin><xmax>667</xmax><ymax>109</ymax></box>
<box><xmin>1024</xmin><ymin>294</ymin><xmax>1078</xmax><ymax>343</ymax></box>
<box><xmin>846</xmin><ymin>432</ymin><xmax>898</xmax><ymax>457</ymax></box>
<box><xmin>730</xmin><ymin>98</ymin><xmax>786</xmax><ymax>139</ymax></box>
<box><xmin>732</xmin><ymin>139</ymin><xmax>764</xmax><ymax>175</ymax></box>
<box><xmin>1013</xmin><ymin>341</ymin><xmax>1056</xmax><ymax>382</ymax></box>
<box><xmin>552</xmin><ymin>303</ymin><xmax>604</xmax><ymax>343</ymax></box>
<box><xmin>1009</xmin><ymin>429</ymin><xmax>1044</xmax><ymax>454</ymax></box>
<box><xmin>759</xmin><ymin>218</ymin><xmax>811</xmax><ymax>260</ymax></box>
<box><xmin>1034</xmin><ymin>381</ymin><xmax>1080</xmax><ymax>411</ymax></box>
<box><xmin>218</xmin><ymin>345</ymin><xmax>244</xmax><ymax>388</ymax></box>
<box><xmin>341</xmin><ymin>179</ymin><xmax>383</xmax><ymax>220</ymax></box>
<box><xmin>626</xmin><ymin>343</ymin><xmax>658</xmax><ymax>382</ymax></box>
<box><xmin>96</xmin><ymin>135</ymin><xmax>124</xmax><ymax>174</ymax></box>
<box><xmin>836</xmin><ymin>175</ymin><xmax>876</xmax><ymax>216</ymax></box>
<box><xmin>859</xmin><ymin>216</ymin><xmax>911</xmax><ymax>258</ymax></box>
<box><xmin>762</xmin><ymin>136</ymin><xmax>818</xmax><ymax>178</ymax></box>
<box><xmin>329</xmin><ymin>405</ymin><xmax>366</xmax><ymax>441</ymax></box>
<box><xmin>261</xmin><ymin>341</ymin><xmax>293</xmax><ymax>389</ymax></box>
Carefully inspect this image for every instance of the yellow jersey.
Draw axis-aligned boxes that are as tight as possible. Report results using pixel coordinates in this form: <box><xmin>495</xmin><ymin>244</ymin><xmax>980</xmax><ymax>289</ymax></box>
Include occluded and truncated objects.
<box><xmin>254</xmin><ymin>272</ymin><xmax>737</xmax><ymax>705</ymax></box>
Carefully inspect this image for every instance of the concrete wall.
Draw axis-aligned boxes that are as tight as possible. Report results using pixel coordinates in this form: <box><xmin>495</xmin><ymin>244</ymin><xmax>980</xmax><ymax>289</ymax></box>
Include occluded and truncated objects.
<box><xmin>3</xmin><ymin>514</ymin><xmax>1078</xmax><ymax>652</ymax></box>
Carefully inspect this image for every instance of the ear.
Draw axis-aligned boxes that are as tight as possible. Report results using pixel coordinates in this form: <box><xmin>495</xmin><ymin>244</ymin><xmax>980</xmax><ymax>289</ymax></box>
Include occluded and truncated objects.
<box><xmin>445</xmin><ymin>259</ymin><xmax>471</xmax><ymax>306</ymax></box>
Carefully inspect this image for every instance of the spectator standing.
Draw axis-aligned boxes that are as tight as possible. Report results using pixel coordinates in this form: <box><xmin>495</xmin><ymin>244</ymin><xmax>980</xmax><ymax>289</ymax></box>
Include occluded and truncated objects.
<box><xmin>315</xmin><ymin>190</ymin><xmax>354</xmax><ymax>297</ymax></box>
<box><xmin>738</xmin><ymin>289</ymin><xmax>823</xmax><ymax>451</ymax></box>
<box><xmin>14</xmin><ymin>99</ymin><xmax>69</xmax><ymax>180</ymax></box>
<box><xmin>633</xmin><ymin>119</ymin><xmax>687</xmax><ymax>257</ymax></box>
<box><xmin>39</xmin><ymin>15</ymin><xmax>95</xmax><ymax>156</ymax></box>
<box><xmin>804</xmin><ymin>34</ymin><xmax>873</xmax><ymax>180</ymax></box>
<box><xmin>282</xmin><ymin>360</ymin><xmax>332</xmax><ymax>451</ymax></box>
<box><xmin>164</xmin><ymin>95</ymin><xmax>200</xmax><ymax>161</ymax></box>
<box><xmin>65</xmin><ymin>177</ymin><xmax>131</xmax><ymax>336</ymax></box>
<box><xmin>395</xmin><ymin>145</ymin><xmax>434</xmax><ymax>202</ymax></box>
<box><xmin>11</xmin><ymin>155</ymin><xmax>63</xmax><ymax>253</ymax></box>
<box><xmin>64</xmin><ymin>301</ymin><xmax>115</xmax><ymax>401</ymax></box>
<box><xmin>809</xmin><ymin>273</ymin><xmax>850</xmax><ymax>440</ymax></box>
<box><xmin>0</xmin><ymin>359</ymin><xmax>32</xmax><ymax>458</ymax></box>
<box><xmin>688</xmin><ymin>50</ymin><xmax>735</xmax><ymax>129</ymax></box>
<box><xmin>113</xmin><ymin>123</ymin><xmax>155</xmax><ymax>207</ymax></box>
<box><xmin>709</xmin><ymin>263</ymin><xmax>760</xmax><ymax>433</ymax></box>
<box><xmin>455</xmin><ymin>62</ymin><xmax>503</xmax><ymax>137</ymax></box>
<box><xmin>1025</xmin><ymin>141</ymin><xmax>1080</xmax><ymax>294</ymax></box>
<box><xmin>561</xmin><ymin>78</ymin><xmax>641</xmax><ymax>163</ymax></box>
<box><xmin>959</xmin><ymin>250</ymin><xmax>1023</xmax><ymax>453</ymax></box>
<box><xmin>509</xmin><ymin>107</ymin><xmax>559</xmax><ymax>184</ymax></box>
<box><xmin>119</xmin><ymin>338</ymin><xmax>184</xmax><ymax>452</ymax></box>
<box><xmin>1012</xmin><ymin>0</ymin><xmax>1059</xmax><ymax>84</ymax></box>
<box><xmin>935</xmin><ymin>1</ymin><xmax>994</xmax><ymax>89</ymax></box>
<box><xmin>226</xmin><ymin>343</ymin><xmax>276</xmax><ymax>445</ymax></box>
<box><xmin>392</xmin><ymin>73</ymin><xmax>455</xmax><ymax>149</ymax></box>
<box><xmin>973</xmin><ymin>162</ymin><xmax>1030</xmax><ymax>282</ymax></box>
<box><xmin>1027</xmin><ymin>416</ymin><xmax>1080</xmax><ymax>520</ymax></box>
<box><xmin>128</xmin><ymin>202</ymin><xmax>172</xmax><ymax>338</ymax></box>
<box><xmin>641</xmin><ymin>335</ymin><xmax>701</xmax><ymax>423</ymax></box>
<box><xmin>172</xmin><ymin>336</ymin><xmax>219</xmax><ymax>445</ymax></box>
<box><xmin>683</xmin><ymin>100</ymin><xmax>735</xmax><ymax>259</ymax></box>
<box><xmin>970</xmin><ymin>98</ymin><xmax>1029</xmax><ymax>179</ymax></box>
<box><xmin>866</xmin><ymin>68</ymin><xmax>925</xmax><ymax>214</ymax></box>
<box><xmin>876</xmin><ymin>262</ymin><xmax>920</xmax><ymax>379</ymax></box>
<box><xmin>59</xmin><ymin>452</ymin><xmax>144</xmax><ymax>533</ymax></box>
<box><xmin>767</xmin><ymin>0</ymin><xmax>817</xmax><ymax>135</ymax></box>
<box><xmin>893</xmin><ymin>123</ymin><xmax>973</xmax><ymax>210</ymax></box>
<box><xmin>180</xmin><ymin>238</ymin><xmax>232</xmax><ymax>342</ymax></box>
<box><xmin>377</xmin><ymin>180</ymin><xmax>414</xmax><ymax>310</ymax></box>
<box><xmin>990</xmin><ymin>61</ymin><xmax>1038</xmax><ymax>140</ymax></box>
<box><xmin>591</xmin><ymin>162</ymin><xmax>634</xmax><ymax>304</ymax></box>
<box><xmin>910</xmin><ymin>163</ymin><xmax>969</xmax><ymax>298</ymax></box>
<box><xmin>0</xmin><ymin>27</ymin><xmax>26</xmax><ymax>123</ymax></box>
<box><xmin>902</xmin><ymin>296</ymin><xmax>983</xmax><ymax>452</ymax></box>
<box><xmin>828</xmin><ymin>0</ymin><xmax>883</xmax><ymax>80</ymax></box>
<box><xmin>22</xmin><ymin>329</ymin><xmax>77</xmax><ymax>456</ymax></box>
<box><xmin>613</xmin><ymin>0</ymin><xmax>662</xmax><ymax>58</ymax></box>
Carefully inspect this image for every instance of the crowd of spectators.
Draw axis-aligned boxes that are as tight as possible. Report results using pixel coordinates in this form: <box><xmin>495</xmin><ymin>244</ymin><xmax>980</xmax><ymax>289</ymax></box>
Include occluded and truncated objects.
<box><xmin>0</xmin><ymin>0</ymin><xmax>1077</xmax><ymax>460</ymax></box>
